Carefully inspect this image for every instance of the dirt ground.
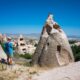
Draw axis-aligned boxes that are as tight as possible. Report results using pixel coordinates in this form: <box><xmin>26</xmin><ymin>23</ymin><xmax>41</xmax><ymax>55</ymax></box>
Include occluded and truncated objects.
<box><xmin>0</xmin><ymin>62</ymin><xmax>80</xmax><ymax>80</ymax></box>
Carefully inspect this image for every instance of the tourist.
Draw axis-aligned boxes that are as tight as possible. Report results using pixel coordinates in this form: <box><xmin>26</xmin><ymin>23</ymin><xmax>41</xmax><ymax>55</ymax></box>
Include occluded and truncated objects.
<box><xmin>5</xmin><ymin>37</ymin><xmax>14</xmax><ymax>65</ymax></box>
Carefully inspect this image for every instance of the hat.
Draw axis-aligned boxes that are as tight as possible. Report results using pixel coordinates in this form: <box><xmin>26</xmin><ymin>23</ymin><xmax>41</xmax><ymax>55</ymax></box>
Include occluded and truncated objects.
<box><xmin>7</xmin><ymin>37</ymin><xmax>11</xmax><ymax>40</ymax></box>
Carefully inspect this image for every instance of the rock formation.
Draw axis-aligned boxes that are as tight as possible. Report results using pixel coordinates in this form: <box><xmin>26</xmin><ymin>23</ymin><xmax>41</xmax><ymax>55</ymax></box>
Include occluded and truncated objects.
<box><xmin>32</xmin><ymin>14</ymin><xmax>74</xmax><ymax>67</ymax></box>
<box><xmin>0</xmin><ymin>33</ymin><xmax>7</xmax><ymax>60</ymax></box>
<box><xmin>16</xmin><ymin>35</ymin><xmax>27</xmax><ymax>54</ymax></box>
<box><xmin>33</xmin><ymin>62</ymin><xmax>80</xmax><ymax>80</ymax></box>
<box><xmin>0</xmin><ymin>45</ymin><xmax>7</xmax><ymax>60</ymax></box>
<box><xmin>16</xmin><ymin>35</ymin><xmax>36</xmax><ymax>54</ymax></box>
<box><xmin>2</xmin><ymin>34</ymin><xmax>7</xmax><ymax>42</ymax></box>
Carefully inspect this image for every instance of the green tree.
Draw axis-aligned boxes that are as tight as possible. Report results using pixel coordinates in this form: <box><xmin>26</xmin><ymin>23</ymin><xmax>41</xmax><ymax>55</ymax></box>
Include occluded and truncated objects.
<box><xmin>71</xmin><ymin>45</ymin><xmax>80</xmax><ymax>61</ymax></box>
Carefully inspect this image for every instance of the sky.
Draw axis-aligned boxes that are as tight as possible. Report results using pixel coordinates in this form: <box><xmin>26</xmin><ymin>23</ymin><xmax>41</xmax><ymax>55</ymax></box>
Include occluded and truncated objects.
<box><xmin>0</xmin><ymin>0</ymin><xmax>80</xmax><ymax>36</ymax></box>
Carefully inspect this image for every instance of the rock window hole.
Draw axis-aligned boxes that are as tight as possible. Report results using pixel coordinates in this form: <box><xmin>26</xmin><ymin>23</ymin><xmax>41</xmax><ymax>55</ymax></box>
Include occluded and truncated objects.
<box><xmin>57</xmin><ymin>45</ymin><xmax>61</xmax><ymax>53</ymax></box>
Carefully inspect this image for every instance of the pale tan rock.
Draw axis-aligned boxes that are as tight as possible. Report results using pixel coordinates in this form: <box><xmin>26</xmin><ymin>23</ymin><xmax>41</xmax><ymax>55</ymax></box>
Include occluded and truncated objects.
<box><xmin>32</xmin><ymin>14</ymin><xmax>74</xmax><ymax>67</ymax></box>
<box><xmin>0</xmin><ymin>45</ymin><xmax>7</xmax><ymax>60</ymax></box>
<box><xmin>33</xmin><ymin>62</ymin><xmax>80</xmax><ymax>80</ymax></box>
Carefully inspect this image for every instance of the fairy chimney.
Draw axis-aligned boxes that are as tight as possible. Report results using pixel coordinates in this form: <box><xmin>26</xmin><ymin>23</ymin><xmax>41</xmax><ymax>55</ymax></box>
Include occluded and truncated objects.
<box><xmin>32</xmin><ymin>14</ymin><xmax>74</xmax><ymax>68</ymax></box>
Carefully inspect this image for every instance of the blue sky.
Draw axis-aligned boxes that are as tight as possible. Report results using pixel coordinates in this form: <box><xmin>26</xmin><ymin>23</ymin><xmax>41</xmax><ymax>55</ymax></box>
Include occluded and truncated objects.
<box><xmin>0</xmin><ymin>0</ymin><xmax>80</xmax><ymax>36</ymax></box>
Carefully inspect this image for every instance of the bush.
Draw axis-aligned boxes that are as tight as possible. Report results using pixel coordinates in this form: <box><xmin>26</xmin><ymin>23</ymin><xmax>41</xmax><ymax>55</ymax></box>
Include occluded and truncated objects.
<box><xmin>69</xmin><ymin>40</ymin><xmax>77</xmax><ymax>44</ymax></box>
<box><xmin>71</xmin><ymin>45</ymin><xmax>80</xmax><ymax>61</ymax></box>
<box><xmin>14</xmin><ymin>53</ymin><xmax>32</xmax><ymax>59</ymax></box>
<box><xmin>19</xmin><ymin>53</ymin><xmax>32</xmax><ymax>59</ymax></box>
<box><xmin>34</xmin><ymin>43</ymin><xmax>38</xmax><ymax>47</ymax></box>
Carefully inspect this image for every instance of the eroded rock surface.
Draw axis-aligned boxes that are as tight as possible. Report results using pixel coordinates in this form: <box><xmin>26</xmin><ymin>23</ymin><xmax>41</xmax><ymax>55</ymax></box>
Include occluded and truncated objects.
<box><xmin>32</xmin><ymin>14</ymin><xmax>74</xmax><ymax>67</ymax></box>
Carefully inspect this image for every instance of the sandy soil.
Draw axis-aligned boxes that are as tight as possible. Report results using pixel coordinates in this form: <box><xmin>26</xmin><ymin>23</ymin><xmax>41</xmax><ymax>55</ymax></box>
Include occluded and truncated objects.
<box><xmin>0</xmin><ymin>62</ymin><xmax>80</xmax><ymax>80</ymax></box>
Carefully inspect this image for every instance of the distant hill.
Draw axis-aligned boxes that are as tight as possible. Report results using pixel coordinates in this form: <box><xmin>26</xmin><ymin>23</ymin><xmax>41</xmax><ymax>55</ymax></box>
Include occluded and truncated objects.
<box><xmin>3</xmin><ymin>33</ymin><xmax>80</xmax><ymax>40</ymax></box>
<box><xmin>5</xmin><ymin>33</ymin><xmax>40</xmax><ymax>39</ymax></box>
<box><xmin>24</xmin><ymin>33</ymin><xmax>40</xmax><ymax>39</ymax></box>
<box><xmin>68</xmin><ymin>35</ymin><xmax>80</xmax><ymax>41</ymax></box>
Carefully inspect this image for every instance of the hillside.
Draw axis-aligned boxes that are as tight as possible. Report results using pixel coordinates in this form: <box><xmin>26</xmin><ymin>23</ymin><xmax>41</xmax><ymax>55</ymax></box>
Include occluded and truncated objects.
<box><xmin>0</xmin><ymin>62</ymin><xmax>80</xmax><ymax>80</ymax></box>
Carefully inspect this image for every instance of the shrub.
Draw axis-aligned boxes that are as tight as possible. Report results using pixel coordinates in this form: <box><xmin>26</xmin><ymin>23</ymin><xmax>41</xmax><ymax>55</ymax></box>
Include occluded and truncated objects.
<box><xmin>71</xmin><ymin>45</ymin><xmax>80</xmax><ymax>61</ymax></box>
<box><xmin>19</xmin><ymin>53</ymin><xmax>32</xmax><ymax>59</ymax></box>
<box><xmin>69</xmin><ymin>40</ymin><xmax>77</xmax><ymax>44</ymax></box>
<box><xmin>14</xmin><ymin>53</ymin><xmax>32</xmax><ymax>59</ymax></box>
<box><xmin>34</xmin><ymin>43</ymin><xmax>38</xmax><ymax>47</ymax></box>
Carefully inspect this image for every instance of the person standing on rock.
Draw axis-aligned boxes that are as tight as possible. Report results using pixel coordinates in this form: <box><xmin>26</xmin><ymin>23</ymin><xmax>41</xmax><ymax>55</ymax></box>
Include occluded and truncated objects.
<box><xmin>5</xmin><ymin>37</ymin><xmax>14</xmax><ymax>65</ymax></box>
